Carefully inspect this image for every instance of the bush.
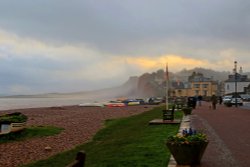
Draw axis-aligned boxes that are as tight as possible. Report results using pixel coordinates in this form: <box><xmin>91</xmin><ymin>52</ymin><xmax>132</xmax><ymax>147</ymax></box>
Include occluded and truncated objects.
<box><xmin>182</xmin><ymin>107</ymin><xmax>192</xmax><ymax>115</ymax></box>
<box><xmin>166</xmin><ymin>128</ymin><xmax>208</xmax><ymax>145</ymax></box>
<box><xmin>0</xmin><ymin>112</ymin><xmax>28</xmax><ymax>123</ymax></box>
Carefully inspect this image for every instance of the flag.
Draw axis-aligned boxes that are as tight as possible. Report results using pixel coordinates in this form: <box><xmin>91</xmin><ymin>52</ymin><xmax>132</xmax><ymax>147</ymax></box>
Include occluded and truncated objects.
<box><xmin>165</xmin><ymin>63</ymin><xmax>169</xmax><ymax>80</ymax></box>
<box><xmin>165</xmin><ymin>62</ymin><xmax>169</xmax><ymax>110</ymax></box>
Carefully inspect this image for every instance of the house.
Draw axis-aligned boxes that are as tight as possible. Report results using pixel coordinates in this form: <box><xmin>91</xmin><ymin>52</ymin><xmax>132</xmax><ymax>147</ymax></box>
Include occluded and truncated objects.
<box><xmin>171</xmin><ymin>81</ymin><xmax>191</xmax><ymax>97</ymax></box>
<box><xmin>224</xmin><ymin>67</ymin><xmax>250</xmax><ymax>95</ymax></box>
<box><xmin>244</xmin><ymin>84</ymin><xmax>250</xmax><ymax>95</ymax></box>
<box><xmin>171</xmin><ymin>72</ymin><xmax>218</xmax><ymax>97</ymax></box>
<box><xmin>188</xmin><ymin>73</ymin><xmax>218</xmax><ymax>97</ymax></box>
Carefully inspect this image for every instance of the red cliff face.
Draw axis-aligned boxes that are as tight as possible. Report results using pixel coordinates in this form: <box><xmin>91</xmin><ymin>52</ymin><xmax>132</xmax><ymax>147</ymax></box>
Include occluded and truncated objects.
<box><xmin>119</xmin><ymin>67</ymin><xmax>229</xmax><ymax>98</ymax></box>
<box><xmin>136</xmin><ymin>73</ymin><xmax>153</xmax><ymax>97</ymax></box>
<box><xmin>136</xmin><ymin>70</ymin><xmax>165</xmax><ymax>97</ymax></box>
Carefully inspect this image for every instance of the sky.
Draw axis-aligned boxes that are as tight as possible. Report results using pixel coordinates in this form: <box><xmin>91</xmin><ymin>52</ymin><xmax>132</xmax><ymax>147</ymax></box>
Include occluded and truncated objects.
<box><xmin>0</xmin><ymin>0</ymin><xmax>250</xmax><ymax>95</ymax></box>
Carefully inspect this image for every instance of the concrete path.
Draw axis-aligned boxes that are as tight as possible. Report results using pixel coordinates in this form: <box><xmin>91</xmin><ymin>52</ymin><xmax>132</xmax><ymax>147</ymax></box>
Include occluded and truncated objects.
<box><xmin>190</xmin><ymin>102</ymin><xmax>250</xmax><ymax>167</ymax></box>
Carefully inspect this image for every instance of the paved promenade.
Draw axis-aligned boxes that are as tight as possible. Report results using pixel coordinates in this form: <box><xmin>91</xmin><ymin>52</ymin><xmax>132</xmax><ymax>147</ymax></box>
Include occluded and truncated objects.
<box><xmin>190</xmin><ymin>102</ymin><xmax>250</xmax><ymax>167</ymax></box>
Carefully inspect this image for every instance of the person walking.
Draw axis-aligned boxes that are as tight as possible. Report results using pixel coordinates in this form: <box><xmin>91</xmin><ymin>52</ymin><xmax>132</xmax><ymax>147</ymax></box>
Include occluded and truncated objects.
<box><xmin>198</xmin><ymin>95</ymin><xmax>202</xmax><ymax>106</ymax></box>
<box><xmin>219</xmin><ymin>96</ymin><xmax>223</xmax><ymax>105</ymax></box>
<box><xmin>211</xmin><ymin>94</ymin><xmax>218</xmax><ymax>110</ymax></box>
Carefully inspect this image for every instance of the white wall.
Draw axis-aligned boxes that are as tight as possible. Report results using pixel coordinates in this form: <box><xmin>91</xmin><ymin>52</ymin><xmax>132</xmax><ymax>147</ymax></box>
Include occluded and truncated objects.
<box><xmin>224</xmin><ymin>82</ymin><xmax>250</xmax><ymax>94</ymax></box>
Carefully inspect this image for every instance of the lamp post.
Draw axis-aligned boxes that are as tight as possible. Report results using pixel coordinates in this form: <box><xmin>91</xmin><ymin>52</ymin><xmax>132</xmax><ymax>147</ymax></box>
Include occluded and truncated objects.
<box><xmin>234</xmin><ymin>61</ymin><xmax>238</xmax><ymax>108</ymax></box>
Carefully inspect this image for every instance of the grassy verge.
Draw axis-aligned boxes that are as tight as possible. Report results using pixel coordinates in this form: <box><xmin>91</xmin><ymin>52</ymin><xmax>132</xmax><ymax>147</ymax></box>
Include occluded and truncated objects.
<box><xmin>0</xmin><ymin>126</ymin><xmax>64</xmax><ymax>143</ymax></box>
<box><xmin>21</xmin><ymin>106</ymin><xmax>182</xmax><ymax>167</ymax></box>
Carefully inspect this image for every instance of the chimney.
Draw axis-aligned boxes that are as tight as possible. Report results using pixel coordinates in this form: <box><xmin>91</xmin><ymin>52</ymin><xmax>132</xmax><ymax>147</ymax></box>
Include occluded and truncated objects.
<box><xmin>239</xmin><ymin>66</ymin><xmax>243</xmax><ymax>74</ymax></box>
<box><xmin>233</xmin><ymin>68</ymin><xmax>236</xmax><ymax>74</ymax></box>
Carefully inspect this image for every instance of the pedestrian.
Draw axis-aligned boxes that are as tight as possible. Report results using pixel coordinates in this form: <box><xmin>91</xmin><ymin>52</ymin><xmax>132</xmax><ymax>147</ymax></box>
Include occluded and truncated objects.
<box><xmin>197</xmin><ymin>95</ymin><xmax>202</xmax><ymax>106</ymax></box>
<box><xmin>219</xmin><ymin>96</ymin><xmax>223</xmax><ymax>105</ymax></box>
<box><xmin>192</xmin><ymin>96</ymin><xmax>197</xmax><ymax>109</ymax></box>
<box><xmin>211</xmin><ymin>94</ymin><xmax>218</xmax><ymax>110</ymax></box>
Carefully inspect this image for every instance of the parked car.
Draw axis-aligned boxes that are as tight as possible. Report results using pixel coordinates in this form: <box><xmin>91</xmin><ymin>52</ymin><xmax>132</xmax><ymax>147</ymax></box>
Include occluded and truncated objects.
<box><xmin>223</xmin><ymin>95</ymin><xmax>243</xmax><ymax>106</ymax></box>
<box><xmin>222</xmin><ymin>95</ymin><xmax>232</xmax><ymax>104</ymax></box>
<box><xmin>239</xmin><ymin>94</ymin><xmax>250</xmax><ymax>101</ymax></box>
<box><xmin>230</xmin><ymin>97</ymin><xmax>243</xmax><ymax>106</ymax></box>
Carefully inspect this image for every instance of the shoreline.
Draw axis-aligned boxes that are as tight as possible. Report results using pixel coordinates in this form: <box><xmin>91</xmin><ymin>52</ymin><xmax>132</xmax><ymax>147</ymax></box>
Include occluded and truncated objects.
<box><xmin>0</xmin><ymin>96</ymin><xmax>114</xmax><ymax>111</ymax></box>
<box><xmin>0</xmin><ymin>104</ymin><xmax>155</xmax><ymax>167</ymax></box>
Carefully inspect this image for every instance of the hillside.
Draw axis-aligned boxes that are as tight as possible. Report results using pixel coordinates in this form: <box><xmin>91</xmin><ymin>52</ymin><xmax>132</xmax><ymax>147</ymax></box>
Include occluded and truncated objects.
<box><xmin>123</xmin><ymin>67</ymin><xmax>239</xmax><ymax>98</ymax></box>
<box><xmin>5</xmin><ymin>67</ymin><xmax>247</xmax><ymax>100</ymax></box>
<box><xmin>174</xmin><ymin>68</ymin><xmax>231</xmax><ymax>82</ymax></box>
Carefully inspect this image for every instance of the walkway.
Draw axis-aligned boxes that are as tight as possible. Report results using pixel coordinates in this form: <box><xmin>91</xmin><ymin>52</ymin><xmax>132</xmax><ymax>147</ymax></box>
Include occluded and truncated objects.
<box><xmin>190</xmin><ymin>102</ymin><xmax>250</xmax><ymax>167</ymax></box>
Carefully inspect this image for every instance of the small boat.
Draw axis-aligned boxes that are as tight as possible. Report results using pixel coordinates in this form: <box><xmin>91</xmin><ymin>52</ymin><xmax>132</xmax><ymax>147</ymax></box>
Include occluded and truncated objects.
<box><xmin>127</xmin><ymin>101</ymin><xmax>140</xmax><ymax>106</ymax></box>
<box><xmin>0</xmin><ymin>122</ymin><xmax>26</xmax><ymax>135</ymax></box>
<box><xmin>105</xmin><ymin>102</ymin><xmax>126</xmax><ymax>107</ymax></box>
<box><xmin>122</xmin><ymin>99</ymin><xmax>142</xmax><ymax>106</ymax></box>
<box><xmin>0</xmin><ymin>112</ymin><xmax>27</xmax><ymax>135</ymax></box>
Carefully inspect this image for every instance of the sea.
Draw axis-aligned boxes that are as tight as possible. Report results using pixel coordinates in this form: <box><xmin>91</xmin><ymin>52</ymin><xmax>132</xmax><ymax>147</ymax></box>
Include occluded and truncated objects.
<box><xmin>0</xmin><ymin>96</ymin><xmax>110</xmax><ymax>111</ymax></box>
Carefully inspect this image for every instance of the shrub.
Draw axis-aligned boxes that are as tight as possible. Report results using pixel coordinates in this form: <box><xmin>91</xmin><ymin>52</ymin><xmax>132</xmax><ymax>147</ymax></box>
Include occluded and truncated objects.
<box><xmin>0</xmin><ymin>112</ymin><xmax>28</xmax><ymax>124</ymax></box>
<box><xmin>182</xmin><ymin>107</ymin><xmax>192</xmax><ymax>115</ymax></box>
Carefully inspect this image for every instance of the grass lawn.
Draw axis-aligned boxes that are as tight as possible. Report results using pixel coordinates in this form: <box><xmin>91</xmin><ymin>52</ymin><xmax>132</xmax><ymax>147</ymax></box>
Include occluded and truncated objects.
<box><xmin>0</xmin><ymin>126</ymin><xmax>64</xmax><ymax>143</ymax></box>
<box><xmin>21</xmin><ymin>106</ymin><xmax>183</xmax><ymax>167</ymax></box>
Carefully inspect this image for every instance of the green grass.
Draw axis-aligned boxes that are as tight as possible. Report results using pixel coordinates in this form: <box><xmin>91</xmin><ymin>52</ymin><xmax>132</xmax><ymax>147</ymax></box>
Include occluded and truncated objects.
<box><xmin>21</xmin><ymin>106</ymin><xmax>183</xmax><ymax>167</ymax></box>
<box><xmin>0</xmin><ymin>125</ymin><xmax>64</xmax><ymax>143</ymax></box>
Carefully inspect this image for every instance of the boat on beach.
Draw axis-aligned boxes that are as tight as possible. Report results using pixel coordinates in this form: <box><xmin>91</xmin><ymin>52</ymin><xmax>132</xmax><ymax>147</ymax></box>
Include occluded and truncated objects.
<box><xmin>105</xmin><ymin>102</ymin><xmax>126</xmax><ymax>107</ymax></box>
<box><xmin>0</xmin><ymin>112</ymin><xmax>27</xmax><ymax>135</ymax></box>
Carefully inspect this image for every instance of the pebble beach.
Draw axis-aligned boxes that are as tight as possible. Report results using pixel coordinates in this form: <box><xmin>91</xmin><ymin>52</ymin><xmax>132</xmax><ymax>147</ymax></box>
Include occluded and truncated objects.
<box><xmin>0</xmin><ymin>105</ymin><xmax>155</xmax><ymax>167</ymax></box>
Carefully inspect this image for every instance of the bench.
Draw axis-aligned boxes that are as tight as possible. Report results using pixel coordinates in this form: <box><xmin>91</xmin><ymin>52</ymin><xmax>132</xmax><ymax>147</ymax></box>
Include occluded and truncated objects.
<box><xmin>175</xmin><ymin>98</ymin><xmax>185</xmax><ymax>109</ymax></box>
<box><xmin>163</xmin><ymin>105</ymin><xmax>175</xmax><ymax>121</ymax></box>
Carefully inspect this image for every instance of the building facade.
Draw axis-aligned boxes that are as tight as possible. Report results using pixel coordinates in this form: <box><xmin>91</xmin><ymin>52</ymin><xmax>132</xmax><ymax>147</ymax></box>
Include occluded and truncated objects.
<box><xmin>171</xmin><ymin>72</ymin><xmax>218</xmax><ymax>97</ymax></box>
<box><xmin>224</xmin><ymin>73</ymin><xmax>250</xmax><ymax>95</ymax></box>
<box><xmin>171</xmin><ymin>81</ymin><xmax>192</xmax><ymax>97</ymax></box>
<box><xmin>189</xmin><ymin>76</ymin><xmax>218</xmax><ymax>97</ymax></box>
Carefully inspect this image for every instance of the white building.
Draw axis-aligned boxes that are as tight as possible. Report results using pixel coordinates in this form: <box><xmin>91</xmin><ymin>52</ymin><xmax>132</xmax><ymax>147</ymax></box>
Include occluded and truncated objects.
<box><xmin>224</xmin><ymin>67</ymin><xmax>250</xmax><ymax>95</ymax></box>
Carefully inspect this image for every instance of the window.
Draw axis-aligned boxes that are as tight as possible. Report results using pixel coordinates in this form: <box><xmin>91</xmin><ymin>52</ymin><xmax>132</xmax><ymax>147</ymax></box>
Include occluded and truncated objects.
<box><xmin>203</xmin><ymin>84</ymin><xmax>208</xmax><ymax>88</ymax></box>
<box><xmin>194</xmin><ymin>84</ymin><xmax>200</xmax><ymax>88</ymax></box>
<box><xmin>227</xmin><ymin>84</ymin><xmax>230</xmax><ymax>90</ymax></box>
<box><xmin>203</xmin><ymin>90</ymin><xmax>207</xmax><ymax>96</ymax></box>
<box><xmin>195</xmin><ymin>90</ymin><xmax>199</xmax><ymax>96</ymax></box>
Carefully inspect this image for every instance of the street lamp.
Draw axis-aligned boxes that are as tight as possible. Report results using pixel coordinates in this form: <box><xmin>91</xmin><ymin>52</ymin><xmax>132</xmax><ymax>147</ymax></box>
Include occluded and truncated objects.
<box><xmin>234</xmin><ymin>61</ymin><xmax>238</xmax><ymax>108</ymax></box>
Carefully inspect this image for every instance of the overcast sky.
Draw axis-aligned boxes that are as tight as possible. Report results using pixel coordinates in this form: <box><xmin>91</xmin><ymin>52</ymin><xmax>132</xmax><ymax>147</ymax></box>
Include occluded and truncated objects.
<box><xmin>0</xmin><ymin>0</ymin><xmax>250</xmax><ymax>95</ymax></box>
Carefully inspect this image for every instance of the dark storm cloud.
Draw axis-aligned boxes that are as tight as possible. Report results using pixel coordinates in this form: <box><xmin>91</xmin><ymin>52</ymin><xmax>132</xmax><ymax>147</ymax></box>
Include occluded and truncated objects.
<box><xmin>0</xmin><ymin>0</ymin><xmax>250</xmax><ymax>55</ymax></box>
<box><xmin>1</xmin><ymin>0</ymin><xmax>250</xmax><ymax>95</ymax></box>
